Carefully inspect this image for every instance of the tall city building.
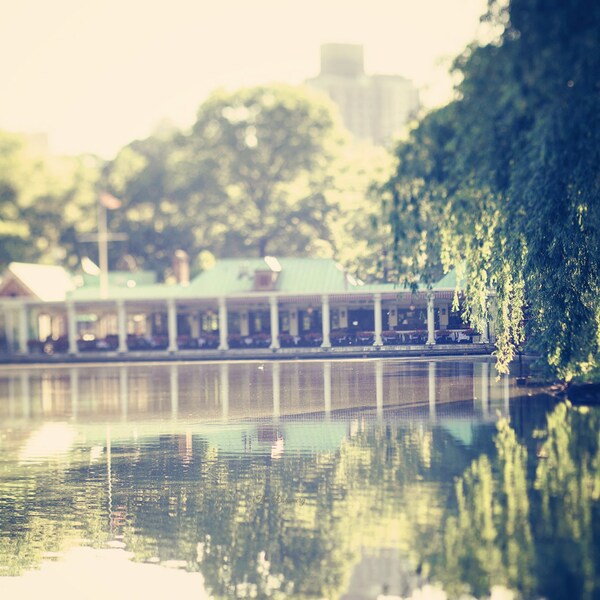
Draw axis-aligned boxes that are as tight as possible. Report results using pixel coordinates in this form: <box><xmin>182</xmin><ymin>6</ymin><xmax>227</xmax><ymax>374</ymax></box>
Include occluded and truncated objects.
<box><xmin>306</xmin><ymin>44</ymin><xmax>420</xmax><ymax>146</ymax></box>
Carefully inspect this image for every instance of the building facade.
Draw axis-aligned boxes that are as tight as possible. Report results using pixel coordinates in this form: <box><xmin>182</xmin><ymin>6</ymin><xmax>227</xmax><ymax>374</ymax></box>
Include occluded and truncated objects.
<box><xmin>0</xmin><ymin>257</ymin><xmax>493</xmax><ymax>359</ymax></box>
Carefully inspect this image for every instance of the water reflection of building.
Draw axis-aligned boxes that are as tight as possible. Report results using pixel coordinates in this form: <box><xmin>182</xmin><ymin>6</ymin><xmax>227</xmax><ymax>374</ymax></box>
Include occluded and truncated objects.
<box><xmin>0</xmin><ymin>257</ymin><xmax>494</xmax><ymax>359</ymax></box>
<box><xmin>0</xmin><ymin>360</ymin><xmax>508</xmax><ymax>455</ymax></box>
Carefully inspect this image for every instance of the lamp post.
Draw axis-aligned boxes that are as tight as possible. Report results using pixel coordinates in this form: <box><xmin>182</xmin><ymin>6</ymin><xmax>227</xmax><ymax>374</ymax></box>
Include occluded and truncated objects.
<box><xmin>78</xmin><ymin>192</ymin><xmax>126</xmax><ymax>299</ymax></box>
<box><xmin>98</xmin><ymin>192</ymin><xmax>122</xmax><ymax>299</ymax></box>
<box><xmin>97</xmin><ymin>201</ymin><xmax>110</xmax><ymax>299</ymax></box>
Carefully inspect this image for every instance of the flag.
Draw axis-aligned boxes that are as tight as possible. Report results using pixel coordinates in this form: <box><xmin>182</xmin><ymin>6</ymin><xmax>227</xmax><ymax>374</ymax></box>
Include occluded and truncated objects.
<box><xmin>99</xmin><ymin>191</ymin><xmax>122</xmax><ymax>210</ymax></box>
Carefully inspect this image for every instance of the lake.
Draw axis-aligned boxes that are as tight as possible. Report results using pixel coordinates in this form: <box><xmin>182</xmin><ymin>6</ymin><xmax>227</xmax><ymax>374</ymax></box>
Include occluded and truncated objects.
<box><xmin>0</xmin><ymin>358</ymin><xmax>598</xmax><ymax>599</ymax></box>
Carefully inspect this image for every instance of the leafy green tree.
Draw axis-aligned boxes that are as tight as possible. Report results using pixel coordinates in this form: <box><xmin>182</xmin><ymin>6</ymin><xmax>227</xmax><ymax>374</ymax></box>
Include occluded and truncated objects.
<box><xmin>329</xmin><ymin>141</ymin><xmax>397</xmax><ymax>283</ymax></box>
<box><xmin>380</xmin><ymin>107</ymin><xmax>454</xmax><ymax>289</ymax></box>
<box><xmin>100</xmin><ymin>85</ymin><xmax>351</xmax><ymax>278</ymax></box>
<box><xmin>0</xmin><ymin>131</ymin><xmax>32</xmax><ymax>266</ymax></box>
<box><xmin>0</xmin><ymin>130</ymin><xmax>99</xmax><ymax>269</ymax></box>
<box><xmin>385</xmin><ymin>0</ymin><xmax>600</xmax><ymax>379</ymax></box>
<box><xmin>183</xmin><ymin>84</ymin><xmax>343</xmax><ymax>258</ymax></box>
<box><xmin>101</xmin><ymin>131</ymin><xmax>199</xmax><ymax>278</ymax></box>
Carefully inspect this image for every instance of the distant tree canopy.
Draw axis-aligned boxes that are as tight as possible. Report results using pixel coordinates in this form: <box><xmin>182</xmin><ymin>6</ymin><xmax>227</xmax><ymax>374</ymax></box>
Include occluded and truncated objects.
<box><xmin>0</xmin><ymin>130</ymin><xmax>99</xmax><ymax>269</ymax></box>
<box><xmin>101</xmin><ymin>84</ymin><xmax>371</xmax><ymax>279</ymax></box>
<box><xmin>1</xmin><ymin>84</ymin><xmax>389</xmax><ymax>283</ymax></box>
<box><xmin>384</xmin><ymin>0</ymin><xmax>600</xmax><ymax>379</ymax></box>
<box><xmin>187</xmin><ymin>85</ymin><xmax>341</xmax><ymax>258</ymax></box>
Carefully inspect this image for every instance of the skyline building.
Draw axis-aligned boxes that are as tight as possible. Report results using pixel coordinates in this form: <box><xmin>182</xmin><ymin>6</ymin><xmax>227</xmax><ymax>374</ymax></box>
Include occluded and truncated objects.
<box><xmin>305</xmin><ymin>43</ymin><xmax>420</xmax><ymax>146</ymax></box>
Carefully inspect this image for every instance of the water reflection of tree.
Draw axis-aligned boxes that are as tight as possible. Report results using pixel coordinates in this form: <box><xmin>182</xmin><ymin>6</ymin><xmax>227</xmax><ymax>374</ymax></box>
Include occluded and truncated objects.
<box><xmin>3</xmin><ymin>403</ymin><xmax>600</xmax><ymax>599</ymax></box>
<box><xmin>429</xmin><ymin>419</ymin><xmax>535</xmax><ymax>598</ymax></box>
<box><xmin>424</xmin><ymin>402</ymin><xmax>600</xmax><ymax>600</ymax></box>
<box><xmin>0</xmin><ymin>454</ymin><xmax>113</xmax><ymax>576</ymax></box>
<box><xmin>116</xmin><ymin>441</ymin><xmax>362</xmax><ymax>598</ymax></box>
<box><xmin>109</xmin><ymin>424</ymin><xmax>478</xmax><ymax>598</ymax></box>
<box><xmin>533</xmin><ymin>402</ymin><xmax>600</xmax><ymax>600</ymax></box>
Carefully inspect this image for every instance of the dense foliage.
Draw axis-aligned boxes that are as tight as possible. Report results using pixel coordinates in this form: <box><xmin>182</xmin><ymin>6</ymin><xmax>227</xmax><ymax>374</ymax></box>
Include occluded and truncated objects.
<box><xmin>0</xmin><ymin>131</ymin><xmax>99</xmax><ymax>268</ymax></box>
<box><xmin>102</xmin><ymin>85</ymin><xmax>346</xmax><ymax>275</ymax></box>
<box><xmin>385</xmin><ymin>0</ymin><xmax>600</xmax><ymax>379</ymax></box>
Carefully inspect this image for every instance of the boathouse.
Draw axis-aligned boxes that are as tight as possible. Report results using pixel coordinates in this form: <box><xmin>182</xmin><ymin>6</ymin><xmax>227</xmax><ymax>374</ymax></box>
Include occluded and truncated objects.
<box><xmin>0</xmin><ymin>257</ymin><xmax>493</xmax><ymax>358</ymax></box>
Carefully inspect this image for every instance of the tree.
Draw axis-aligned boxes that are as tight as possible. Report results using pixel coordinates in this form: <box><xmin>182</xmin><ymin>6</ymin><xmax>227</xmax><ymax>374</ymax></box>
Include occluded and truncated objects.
<box><xmin>329</xmin><ymin>141</ymin><xmax>397</xmax><ymax>283</ymax></box>
<box><xmin>101</xmin><ymin>130</ymin><xmax>200</xmax><ymax>278</ymax></box>
<box><xmin>385</xmin><ymin>0</ymin><xmax>600</xmax><ymax>379</ymax></box>
<box><xmin>99</xmin><ymin>85</ymin><xmax>350</xmax><ymax>279</ymax></box>
<box><xmin>0</xmin><ymin>130</ymin><xmax>99</xmax><ymax>269</ymax></box>
<box><xmin>183</xmin><ymin>84</ymin><xmax>343</xmax><ymax>258</ymax></box>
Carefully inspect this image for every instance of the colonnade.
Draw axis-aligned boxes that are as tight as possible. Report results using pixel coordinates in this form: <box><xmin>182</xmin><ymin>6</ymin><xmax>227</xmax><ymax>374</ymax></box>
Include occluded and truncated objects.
<box><xmin>2</xmin><ymin>290</ymin><xmax>492</xmax><ymax>355</ymax></box>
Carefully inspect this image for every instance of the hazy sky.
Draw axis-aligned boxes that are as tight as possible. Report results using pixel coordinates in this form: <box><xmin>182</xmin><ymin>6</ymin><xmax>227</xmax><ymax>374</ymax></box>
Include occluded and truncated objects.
<box><xmin>0</xmin><ymin>0</ymin><xmax>488</xmax><ymax>158</ymax></box>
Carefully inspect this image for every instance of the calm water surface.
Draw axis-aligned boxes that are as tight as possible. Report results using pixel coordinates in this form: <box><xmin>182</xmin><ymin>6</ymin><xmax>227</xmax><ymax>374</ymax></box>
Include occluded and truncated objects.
<box><xmin>0</xmin><ymin>358</ymin><xmax>598</xmax><ymax>600</ymax></box>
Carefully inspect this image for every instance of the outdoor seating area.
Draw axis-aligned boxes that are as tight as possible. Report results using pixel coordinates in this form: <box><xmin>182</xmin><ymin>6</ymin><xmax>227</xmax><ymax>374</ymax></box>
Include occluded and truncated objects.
<box><xmin>27</xmin><ymin>325</ymin><xmax>481</xmax><ymax>356</ymax></box>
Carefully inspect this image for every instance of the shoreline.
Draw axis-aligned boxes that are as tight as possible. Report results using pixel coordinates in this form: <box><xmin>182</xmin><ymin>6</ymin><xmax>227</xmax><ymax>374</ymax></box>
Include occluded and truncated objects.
<box><xmin>0</xmin><ymin>343</ymin><xmax>495</xmax><ymax>366</ymax></box>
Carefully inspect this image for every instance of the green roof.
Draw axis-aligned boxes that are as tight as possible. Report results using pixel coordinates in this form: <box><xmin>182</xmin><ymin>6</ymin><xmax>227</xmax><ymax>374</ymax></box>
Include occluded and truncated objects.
<box><xmin>68</xmin><ymin>282</ymin><xmax>183</xmax><ymax>302</ymax></box>
<box><xmin>69</xmin><ymin>270</ymin><xmax>165</xmax><ymax>301</ymax></box>
<box><xmin>63</xmin><ymin>260</ymin><xmax>465</xmax><ymax>302</ymax></box>
<box><xmin>190</xmin><ymin>257</ymin><xmax>357</xmax><ymax>295</ymax></box>
<box><xmin>81</xmin><ymin>271</ymin><xmax>157</xmax><ymax>287</ymax></box>
<box><xmin>433</xmin><ymin>268</ymin><xmax>467</xmax><ymax>290</ymax></box>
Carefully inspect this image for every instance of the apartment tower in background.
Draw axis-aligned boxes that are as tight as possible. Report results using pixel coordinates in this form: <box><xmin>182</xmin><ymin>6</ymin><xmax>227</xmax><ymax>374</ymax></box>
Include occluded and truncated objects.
<box><xmin>306</xmin><ymin>43</ymin><xmax>420</xmax><ymax>146</ymax></box>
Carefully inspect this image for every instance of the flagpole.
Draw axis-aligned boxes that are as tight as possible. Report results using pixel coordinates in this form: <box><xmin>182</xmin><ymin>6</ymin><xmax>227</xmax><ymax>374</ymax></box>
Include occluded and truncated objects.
<box><xmin>98</xmin><ymin>199</ymin><xmax>109</xmax><ymax>299</ymax></box>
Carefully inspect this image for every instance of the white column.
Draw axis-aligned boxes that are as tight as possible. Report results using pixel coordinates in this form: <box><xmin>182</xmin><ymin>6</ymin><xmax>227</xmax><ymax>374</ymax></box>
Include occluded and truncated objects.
<box><xmin>374</xmin><ymin>293</ymin><xmax>383</xmax><ymax>346</ymax></box>
<box><xmin>18</xmin><ymin>303</ymin><xmax>28</xmax><ymax>354</ymax></box>
<box><xmin>321</xmin><ymin>295</ymin><xmax>331</xmax><ymax>348</ymax></box>
<box><xmin>289</xmin><ymin>307</ymin><xmax>299</xmax><ymax>336</ymax></box>
<box><xmin>269</xmin><ymin>296</ymin><xmax>280</xmax><ymax>349</ymax></box>
<box><xmin>426</xmin><ymin>293</ymin><xmax>436</xmax><ymax>345</ymax></box>
<box><xmin>67</xmin><ymin>301</ymin><xmax>78</xmax><ymax>354</ymax></box>
<box><xmin>218</xmin><ymin>297</ymin><xmax>229</xmax><ymax>350</ymax></box>
<box><xmin>117</xmin><ymin>300</ymin><xmax>128</xmax><ymax>353</ymax></box>
<box><xmin>167</xmin><ymin>298</ymin><xmax>178</xmax><ymax>352</ymax></box>
<box><xmin>4</xmin><ymin>306</ymin><xmax>15</xmax><ymax>353</ymax></box>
